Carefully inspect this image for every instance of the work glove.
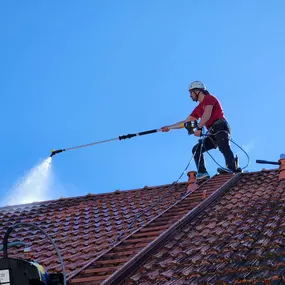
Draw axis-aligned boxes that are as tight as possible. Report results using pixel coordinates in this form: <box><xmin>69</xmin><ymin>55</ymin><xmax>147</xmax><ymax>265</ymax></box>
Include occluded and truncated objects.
<box><xmin>161</xmin><ymin>126</ymin><xmax>170</xmax><ymax>132</ymax></box>
<box><xmin>194</xmin><ymin>130</ymin><xmax>202</xmax><ymax>137</ymax></box>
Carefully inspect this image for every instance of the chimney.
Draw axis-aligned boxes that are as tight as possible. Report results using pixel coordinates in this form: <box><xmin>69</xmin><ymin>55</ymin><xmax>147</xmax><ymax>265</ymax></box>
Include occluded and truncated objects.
<box><xmin>278</xmin><ymin>154</ymin><xmax>285</xmax><ymax>181</ymax></box>
<box><xmin>187</xmin><ymin>171</ymin><xmax>198</xmax><ymax>193</ymax></box>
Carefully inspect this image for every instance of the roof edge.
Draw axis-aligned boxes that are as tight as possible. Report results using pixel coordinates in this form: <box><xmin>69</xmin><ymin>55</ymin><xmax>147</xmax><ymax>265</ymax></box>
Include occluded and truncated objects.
<box><xmin>242</xmin><ymin>168</ymin><xmax>279</xmax><ymax>174</ymax></box>
<box><xmin>0</xmin><ymin>181</ymin><xmax>187</xmax><ymax>210</ymax></box>
<box><xmin>102</xmin><ymin>172</ymin><xmax>242</xmax><ymax>285</ymax></box>
<box><xmin>2</xmin><ymin>169</ymin><xmax>278</xmax><ymax>210</ymax></box>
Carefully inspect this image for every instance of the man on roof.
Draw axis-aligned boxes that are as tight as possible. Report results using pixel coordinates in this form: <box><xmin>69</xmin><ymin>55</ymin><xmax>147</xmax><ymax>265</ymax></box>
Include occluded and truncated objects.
<box><xmin>161</xmin><ymin>80</ymin><xmax>237</xmax><ymax>181</ymax></box>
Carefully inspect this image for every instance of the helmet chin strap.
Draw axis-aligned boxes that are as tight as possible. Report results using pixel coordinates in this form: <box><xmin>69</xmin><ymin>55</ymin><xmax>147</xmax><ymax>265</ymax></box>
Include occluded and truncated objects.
<box><xmin>193</xmin><ymin>90</ymin><xmax>200</xmax><ymax>102</ymax></box>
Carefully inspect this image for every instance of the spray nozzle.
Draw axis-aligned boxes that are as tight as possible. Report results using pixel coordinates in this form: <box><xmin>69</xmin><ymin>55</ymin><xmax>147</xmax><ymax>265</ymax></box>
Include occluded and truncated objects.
<box><xmin>50</xmin><ymin>149</ymin><xmax>65</xmax><ymax>157</ymax></box>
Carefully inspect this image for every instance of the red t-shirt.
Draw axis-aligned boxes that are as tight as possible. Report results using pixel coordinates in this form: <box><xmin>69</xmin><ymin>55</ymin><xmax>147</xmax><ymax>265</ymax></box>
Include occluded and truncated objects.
<box><xmin>190</xmin><ymin>94</ymin><xmax>225</xmax><ymax>129</ymax></box>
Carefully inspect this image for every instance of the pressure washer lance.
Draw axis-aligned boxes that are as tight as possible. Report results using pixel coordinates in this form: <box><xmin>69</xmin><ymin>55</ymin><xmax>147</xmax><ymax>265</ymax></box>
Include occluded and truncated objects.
<box><xmin>50</xmin><ymin>129</ymin><xmax>161</xmax><ymax>157</ymax></box>
<box><xmin>50</xmin><ymin>122</ymin><xmax>198</xmax><ymax>158</ymax></box>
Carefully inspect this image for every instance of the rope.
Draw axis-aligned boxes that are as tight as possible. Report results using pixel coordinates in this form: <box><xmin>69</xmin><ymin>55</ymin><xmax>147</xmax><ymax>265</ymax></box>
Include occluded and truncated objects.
<box><xmin>113</xmin><ymin>128</ymin><xmax>250</xmax><ymax>243</ymax></box>
<box><xmin>202</xmin><ymin>130</ymin><xmax>251</xmax><ymax>171</ymax></box>
<box><xmin>113</xmin><ymin>146</ymin><xmax>199</xmax><ymax>243</ymax></box>
<box><xmin>112</xmin><ymin>127</ymin><xmax>250</xmax><ymax>245</ymax></box>
<box><xmin>197</xmin><ymin>131</ymin><xmax>205</xmax><ymax>174</ymax></box>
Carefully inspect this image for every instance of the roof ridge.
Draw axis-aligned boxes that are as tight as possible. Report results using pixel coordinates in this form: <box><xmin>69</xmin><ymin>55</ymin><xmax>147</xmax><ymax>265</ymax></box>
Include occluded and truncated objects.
<box><xmin>101</xmin><ymin>173</ymin><xmax>242</xmax><ymax>285</ymax></box>
<box><xmin>243</xmin><ymin>168</ymin><xmax>279</xmax><ymax>174</ymax></box>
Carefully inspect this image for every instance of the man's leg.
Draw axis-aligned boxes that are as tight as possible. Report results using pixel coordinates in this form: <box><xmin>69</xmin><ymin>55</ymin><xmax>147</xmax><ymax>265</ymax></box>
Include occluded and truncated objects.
<box><xmin>215</xmin><ymin>131</ymin><xmax>237</xmax><ymax>172</ymax></box>
<box><xmin>192</xmin><ymin>136</ymin><xmax>216</xmax><ymax>174</ymax></box>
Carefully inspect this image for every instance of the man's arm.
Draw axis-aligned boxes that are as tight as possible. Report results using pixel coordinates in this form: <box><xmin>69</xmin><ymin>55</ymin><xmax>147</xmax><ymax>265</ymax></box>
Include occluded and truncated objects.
<box><xmin>198</xmin><ymin>105</ymin><xmax>213</xmax><ymax>128</ymax></box>
<box><xmin>161</xmin><ymin>115</ymin><xmax>197</xmax><ymax>131</ymax></box>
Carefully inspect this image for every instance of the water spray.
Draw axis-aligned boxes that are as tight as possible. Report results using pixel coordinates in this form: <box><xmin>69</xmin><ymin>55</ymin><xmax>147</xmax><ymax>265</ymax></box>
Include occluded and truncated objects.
<box><xmin>3</xmin><ymin>157</ymin><xmax>54</xmax><ymax>206</ymax></box>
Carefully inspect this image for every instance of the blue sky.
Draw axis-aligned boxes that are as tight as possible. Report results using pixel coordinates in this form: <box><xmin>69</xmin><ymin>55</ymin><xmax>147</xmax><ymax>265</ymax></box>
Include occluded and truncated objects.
<box><xmin>1</xmin><ymin>1</ymin><xmax>285</xmax><ymax>204</ymax></box>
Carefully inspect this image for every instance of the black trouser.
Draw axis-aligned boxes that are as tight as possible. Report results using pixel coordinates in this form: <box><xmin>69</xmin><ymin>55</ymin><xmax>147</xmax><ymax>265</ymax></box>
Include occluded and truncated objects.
<box><xmin>192</xmin><ymin>119</ymin><xmax>236</xmax><ymax>173</ymax></box>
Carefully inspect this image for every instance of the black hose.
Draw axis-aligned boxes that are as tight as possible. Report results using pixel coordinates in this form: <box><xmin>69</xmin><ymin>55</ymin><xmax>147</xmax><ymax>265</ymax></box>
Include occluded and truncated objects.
<box><xmin>202</xmin><ymin>130</ymin><xmax>251</xmax><ymax>171</ymax></box>
<box><xmin>0</xmin><ymin>241</ymin><xmax>27</xmax><ymax>251</ymax></box>
<box><xmin>2</xmin><ymin>222</ymin><xmax>66</xmax><ymax>285</ymax></box>
<box><xmin>114</xmin><ymin>147</ymin><xmax>199</xmax><ymax>243</ymax></box>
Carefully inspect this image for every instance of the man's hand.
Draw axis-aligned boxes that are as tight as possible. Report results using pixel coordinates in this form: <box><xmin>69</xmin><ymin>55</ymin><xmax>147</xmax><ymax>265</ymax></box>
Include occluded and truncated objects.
<box><xmin>194</xmin><ymin>130</ymin><xmax>202</xmax><ymax>137</ymax></box>
<box><xmin>161</xmin><ymin>126</ymin><xmax>170</xmax><ymax>132</ymax></box>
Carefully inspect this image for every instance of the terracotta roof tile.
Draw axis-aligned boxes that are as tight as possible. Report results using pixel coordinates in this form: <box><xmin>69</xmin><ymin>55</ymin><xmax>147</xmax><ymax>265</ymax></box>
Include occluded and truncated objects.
<box><xmin>0</xmin><ymin>182</ymin><xmax>190</xmax><ymax>276</ymax></box>
<box><xmin>120</xmin><ymin>170</ymin><xmax>285</xmax><ymax>284</ymax></box>
<box><xmin>69</xmin><ymin>174</ymin><xmax>235</xmax><ymax>284</ymax></box>
<box><xmin>5</xmin><ymin>167</ymin><xmax>281</xmax><ymax>284</ymax></box>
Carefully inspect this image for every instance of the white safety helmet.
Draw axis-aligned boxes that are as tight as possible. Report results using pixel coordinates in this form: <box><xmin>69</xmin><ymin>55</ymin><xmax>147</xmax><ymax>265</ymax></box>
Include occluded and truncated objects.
<box><xmin>188</xmin><ymin>81</ymin><xmax>207</xmax><ymax>91</ymax></box>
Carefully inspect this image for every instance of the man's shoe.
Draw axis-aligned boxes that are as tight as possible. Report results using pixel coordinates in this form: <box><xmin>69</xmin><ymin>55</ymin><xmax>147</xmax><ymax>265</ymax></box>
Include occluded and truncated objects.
<box><xmin>196</xmin><ymin>172</ymin><xmax>210</xmax><ymax>181</ymax></box>
<box><xmin>217</xmin><ymin>167</ymin><xmax>234</xmax><ymax>174</ymax></box>
<box><xmin>236</xmin><ymin>167</ymin><xmax>242</xmax><ymax>173</ymax></box>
